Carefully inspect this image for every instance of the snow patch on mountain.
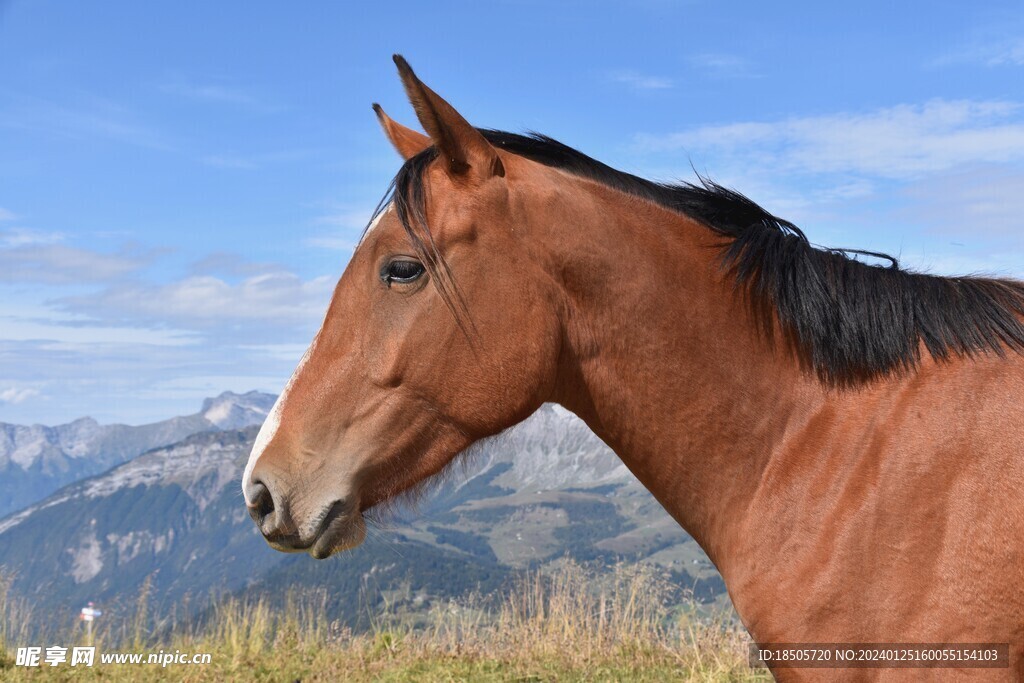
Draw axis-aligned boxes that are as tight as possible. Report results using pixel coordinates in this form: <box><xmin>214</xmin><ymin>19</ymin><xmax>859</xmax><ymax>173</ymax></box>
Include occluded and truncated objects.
<box><xmin>201</xmin><ymin>391</ymin><xmax>276</xmax><ymax>430</ymax></box>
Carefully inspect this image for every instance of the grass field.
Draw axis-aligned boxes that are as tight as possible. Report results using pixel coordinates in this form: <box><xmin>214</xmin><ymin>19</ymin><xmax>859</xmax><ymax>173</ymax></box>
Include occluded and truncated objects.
<box><xmin>0</xmin><ymin>562</ymin><xmax>770</xmax><ymax>681</ymax></box>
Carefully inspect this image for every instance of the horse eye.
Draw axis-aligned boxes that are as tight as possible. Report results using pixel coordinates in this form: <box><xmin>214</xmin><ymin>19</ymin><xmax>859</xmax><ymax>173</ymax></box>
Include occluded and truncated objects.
<box><xmin>381</xmin><ymin>259</ymin><xmax>426</xmax><ymax>286</ymax></box>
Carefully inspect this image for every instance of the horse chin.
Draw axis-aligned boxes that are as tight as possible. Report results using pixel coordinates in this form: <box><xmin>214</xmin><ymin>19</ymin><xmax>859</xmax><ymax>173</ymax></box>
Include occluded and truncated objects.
<box><xmin>308</xmin><ymin>511</ymin><xmax>367</xmax><ymax>560</ymax></box>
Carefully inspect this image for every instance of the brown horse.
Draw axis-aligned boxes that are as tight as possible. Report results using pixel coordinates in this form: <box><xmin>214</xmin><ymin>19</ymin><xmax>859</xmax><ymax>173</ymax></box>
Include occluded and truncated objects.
<box><xmin>243</xmin><ymin>56</ymin><xmax>1024</xmax><ymax>680</ymax></box>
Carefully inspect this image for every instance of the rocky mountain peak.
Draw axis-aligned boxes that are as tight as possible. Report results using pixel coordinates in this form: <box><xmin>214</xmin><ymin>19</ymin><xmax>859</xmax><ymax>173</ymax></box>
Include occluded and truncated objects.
<box><xmin>0</xmin><ymin>390</ymin><xmax>276</xmax><ymax>517</ymax></box>
<box><xmin>200</xmin><ymin>390</ymin><xmax>276</xmax><ymax>430</ymax></box>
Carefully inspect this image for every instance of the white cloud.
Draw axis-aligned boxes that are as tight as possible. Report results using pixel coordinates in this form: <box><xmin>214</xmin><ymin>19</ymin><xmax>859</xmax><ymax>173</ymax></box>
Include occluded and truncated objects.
<box><xmin>972</xmin><ymin>38</ymin><xmax>1024</xmax><ymax>66</ymax></box>
<box><xmin>622</xmin><ymin>98</ymin><xmax>1024</xmax><ymax>282</ymax></box>
<box><xmin>0</xmin><ymin>316</ymin><xmax>196</xmax><ymax>346</ymax></box>
<box><xmin>687</xmin><ymin>53</ymin><xmax>755</xmax><ymax>78</ymax></box>
<box><xmin>0</xmin><ymin>387</ymin><xmax>39</xmax><ymax>404</ymax></box>
<box><xmin>0</xmin><ymin>243</ymin><xmax>146</xmax><ymax>283</ymax></box>
<box><xmin>0</xmin><ymin>208</ymin><xmax>16</xmax><ymax>222</ymax></box>
<box><xmin>636</xmin><ymin>99</ymin><xmax>1024</xmax><ymax>180</ymax></box>
<box><xmin>58</xmin><ymin>271</ymin><xmax>335</xmax><ymax>332</ymax></box>
<box><xmin>0</xmin><ymin>338</ymin><xmax>296</xmax><ymax>425</ymax></box>
<box><xmin>608</xmin><ymin>69</ymin><xmax>673</xmax><ymax>90</ymax></box>
<box><xmin>933</xmin><ymin>28</ymin><xmax>1024</xmax><ymax>67</ymax></box>
<box><xmin>189</xmin><ymin>252</ymin><xmax>282</xmax><ymax>277</ymax></box>
<box><xmin>899</xmin><ymin>166</ymin><xmax>1024</xmax><ymax>238</ymax></box>
<box><xmin>0</xmin><ymin>227</ymin><xmax>64</xmax><ymax>248</ymax></box>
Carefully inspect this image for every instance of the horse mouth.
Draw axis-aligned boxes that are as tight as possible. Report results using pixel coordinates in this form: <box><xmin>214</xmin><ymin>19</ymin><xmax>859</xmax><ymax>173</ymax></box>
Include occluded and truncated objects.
<box><xmin>307</xmin><ymin>500</ymin><xmax>367</xmax><ymax>560</ymax></box>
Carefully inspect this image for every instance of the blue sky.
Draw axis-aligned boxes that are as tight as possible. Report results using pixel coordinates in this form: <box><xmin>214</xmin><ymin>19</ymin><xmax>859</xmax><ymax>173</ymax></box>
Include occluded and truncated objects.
<box><xmin>1</xmin><ymin>1</ymin><xmax>1023</xmax><ymax>424</ymax></box>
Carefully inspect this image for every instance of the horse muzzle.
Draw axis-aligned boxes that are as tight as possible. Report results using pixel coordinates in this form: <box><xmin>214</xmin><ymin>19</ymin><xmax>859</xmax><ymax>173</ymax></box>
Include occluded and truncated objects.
<box><xmin>245</xmin><ymin>478</ymin><xmax>366</xmax><ymax>558</ymax></box>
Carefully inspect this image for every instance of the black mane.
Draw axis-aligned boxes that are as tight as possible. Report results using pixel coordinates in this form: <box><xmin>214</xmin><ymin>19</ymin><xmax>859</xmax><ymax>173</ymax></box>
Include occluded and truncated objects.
<box><xmin>374</xmin><ymin>130</ymin><xmax>1024</xmax><ymax>385</ymax></box>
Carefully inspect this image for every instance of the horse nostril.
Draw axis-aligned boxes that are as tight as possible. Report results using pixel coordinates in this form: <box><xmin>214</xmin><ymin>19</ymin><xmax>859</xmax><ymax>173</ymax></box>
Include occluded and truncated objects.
<box><xmin>249</xmin><ymin>480</ymin><xmax>275</xmax><ymax>522</ymax></box>
<box><xmin>246</xmin><ymin>475</ymin><xmax>298</xmax><ymax>544</ymax></box>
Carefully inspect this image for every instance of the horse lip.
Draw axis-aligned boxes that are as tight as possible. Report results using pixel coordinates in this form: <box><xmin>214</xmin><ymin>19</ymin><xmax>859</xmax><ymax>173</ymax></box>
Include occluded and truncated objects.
<box><xmin>265</xmin><ymin>533</ymin><xmax>310</xmax><ymax>553</ymax></box>
<box><xmin>308</xmin><ymin>499</ymin><xmax>359</xmax><ymax>559</ymax></box>
<box><xmin>261</xmin><ymin>499</ymin><xmax>356</xmax><ymax>555</ymax></box>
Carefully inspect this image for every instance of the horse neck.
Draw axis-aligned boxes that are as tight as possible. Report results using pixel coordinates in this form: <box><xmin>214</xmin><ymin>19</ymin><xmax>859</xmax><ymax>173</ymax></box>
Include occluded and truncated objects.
<box><xmin>536</xmin><ymin>177</ymin><xmax>826</xmax><ymax>565</ymax></box>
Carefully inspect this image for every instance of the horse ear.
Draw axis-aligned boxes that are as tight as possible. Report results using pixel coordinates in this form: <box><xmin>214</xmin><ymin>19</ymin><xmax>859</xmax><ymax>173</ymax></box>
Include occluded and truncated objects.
<box><xmin>372</xmin><ymin>104</ymin><xmax>432</xmax><ymax>160</ymax></box>
<box><xmin>392</xmin><ymin>54</ymin><xmax>504</xmax><ymax>178</ymax></box>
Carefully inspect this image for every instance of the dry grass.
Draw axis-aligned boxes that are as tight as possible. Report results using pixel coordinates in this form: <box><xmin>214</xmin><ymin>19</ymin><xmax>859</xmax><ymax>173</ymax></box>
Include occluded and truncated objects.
<box><xmin>0</xmin><ymin>561</ymin><xmax>769</xmax><ymax>681</ymax></box>
<box><xmin>0</xmin><ymin>572</ymin><xmax>34</xmax><ymax>669</ymax></box>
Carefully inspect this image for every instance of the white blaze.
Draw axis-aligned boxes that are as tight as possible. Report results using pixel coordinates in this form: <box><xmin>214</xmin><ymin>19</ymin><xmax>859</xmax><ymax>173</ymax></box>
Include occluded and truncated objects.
<box><xmin>242</xmin><ymin>339</ymin><xmax>316</xmax><ymax>504</ymax></box>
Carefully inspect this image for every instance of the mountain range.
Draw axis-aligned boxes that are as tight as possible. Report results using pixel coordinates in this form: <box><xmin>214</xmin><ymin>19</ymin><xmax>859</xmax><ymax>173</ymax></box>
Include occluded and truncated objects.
<box><xmin>0</xmin><ymin>397</ymin><xmax>723</xmax><ymax>636</ymax></box>
<box><xmin>0</xmin><ymin>391</ymin><xmax>275</xmax><ymax>517</ymax></box>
